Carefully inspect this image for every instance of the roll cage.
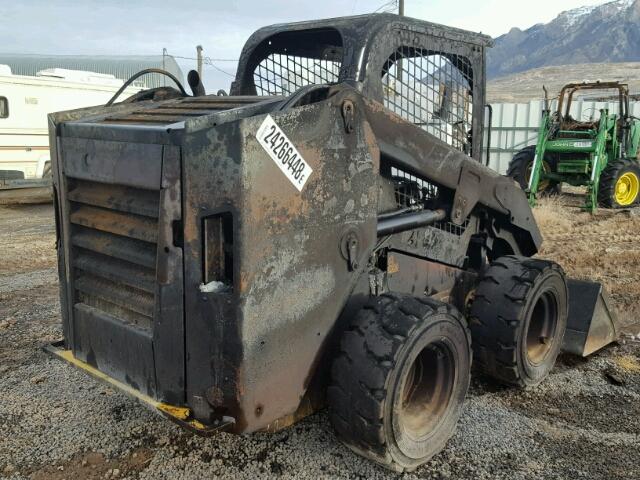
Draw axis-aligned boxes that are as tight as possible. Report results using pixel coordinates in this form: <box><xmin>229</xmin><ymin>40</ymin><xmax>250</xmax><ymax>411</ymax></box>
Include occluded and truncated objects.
<box><xmin>229</xmin><ymin>13</ymin><xmax>493</xmax><ymax>162</ymax></box>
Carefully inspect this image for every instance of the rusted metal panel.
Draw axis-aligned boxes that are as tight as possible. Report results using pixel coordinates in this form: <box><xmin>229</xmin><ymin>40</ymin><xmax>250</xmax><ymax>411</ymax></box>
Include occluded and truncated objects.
<box><xmin>180</xmin><ymin>89</ymin><xmax>379</xmax><ymax>432</ymax></box>
<box><xmin>67</xmin><ymin>180</ymin><xmax>159</xmax><ymax>218</ymax></box>
<box><xmin>153</xmin><ymin>144</ymin><xmax>186</xmax><ymax>404</ymax></box>
<box><xmin>73</xmin><ymin>303</ymin><xmax>157</xmax><ymax>396</ymax></box>
<box><xmin>103</xmin><ymin>114</ymin><xmax>194</xmax><ymax>124</ymax></box>
<box><xmin>75</xmin><ymin>274</ymin><xmax>155</xmax><ymax>318</ymax></box>
<box><xmin>386</xmin><ymin>252</ymin><xmax>476</xmax><ymax>309</ymax></box>
<box><xmin>71</xmin><ymin>228</ymin><xmax>157</xmax><ymax>269</ymax></box>
<box><xmin>91</xmin><ymin>96</ymin><xmax>279</xmax><ymax>125</ymax></box>
<box><xmin>49</xmin><ymin>98</ymin><xmax>163</xmax><ymax>353</ymax></box>
<box><xmin>73</xmin><ymin>251</ymin><xmax>156</xmax><ymax>293</ymax></box>
<box><xmin>134</xmin><ymin>108</ymin><xmax>215</xmax><ymax>116</ymax></box>
<box><xmin>62</xmin><ymin>137</ymin><xmax>163</xmax><ymax>189</ymax></box>
<box><xmin>70</xmin><ymin>205</ymin><xmax>158</xmax><ymax>243</ymax></box>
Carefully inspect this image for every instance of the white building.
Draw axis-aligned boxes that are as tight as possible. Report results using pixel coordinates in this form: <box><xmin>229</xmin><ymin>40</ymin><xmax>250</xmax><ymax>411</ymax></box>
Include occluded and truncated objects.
<box><xmin>0</xmin><ymin>66</ymin><xmax>145</xmax><ymax>179</ymax></box>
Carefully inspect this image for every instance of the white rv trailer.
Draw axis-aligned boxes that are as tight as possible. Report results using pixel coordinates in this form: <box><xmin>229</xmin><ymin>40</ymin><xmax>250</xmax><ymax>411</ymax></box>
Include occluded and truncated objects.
<box><xmin>0</xmin><ymin>65</ymin><xmax>141</xmax><ymax>179</ymax></box>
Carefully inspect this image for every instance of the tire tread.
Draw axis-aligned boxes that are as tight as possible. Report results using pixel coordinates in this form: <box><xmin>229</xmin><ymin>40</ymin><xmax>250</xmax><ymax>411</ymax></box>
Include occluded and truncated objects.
<box><xmin>469</xmin><ymin>255</ymin><xmax>565</xmax><ymax>387</ymax></box>
<box><xmin>328</xmin><ymin>293</ymin><xmax>470</xmax><ymax>470</ymax></box>
<box><xmin>597</xmin><ymin>159</ymin><xmax>640</xmax><ymax>208</ymax></box>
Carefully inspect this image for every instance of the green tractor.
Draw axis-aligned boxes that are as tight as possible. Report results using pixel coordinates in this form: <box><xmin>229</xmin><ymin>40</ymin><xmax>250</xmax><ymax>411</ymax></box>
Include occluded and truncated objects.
<box><xmin>507</xmin><ymin>82</ymin><xmax>640</xmax><ymax>212</ymax></box>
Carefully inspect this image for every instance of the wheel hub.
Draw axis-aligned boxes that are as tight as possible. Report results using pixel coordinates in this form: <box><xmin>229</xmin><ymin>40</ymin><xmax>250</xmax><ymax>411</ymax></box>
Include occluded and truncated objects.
<box><xmin>526</xmin><ymin>290</ymin><xmax>559</xmax><ymax>365</ymax></box>
<box><xmin>398</xmin><ymin>341</ymin><xmax>455</xmax><ymax>440</ymax></box>
<box><xmin>614</xmin><ymin>172</ymin><xmax>639</xmax><ymax>206</ymax></box>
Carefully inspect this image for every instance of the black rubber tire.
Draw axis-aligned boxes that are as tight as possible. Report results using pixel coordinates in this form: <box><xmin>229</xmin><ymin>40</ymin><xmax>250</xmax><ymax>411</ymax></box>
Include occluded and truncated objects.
<box><xmin>328</xmin><ymin>293</ymin><xmax>471</xmax><ymax>472</ymax></box>
<box><xmin>469</xmin><ymin>256</ymin><xmax>568</xmax><ymax>387</ymax></box>
<box><xmin>597</xmin><ymin>159</ymin><xmax>640</xmax><ymax>208</ymax></box>
<box><xmin>506</xmin><ymin>145</ymin><xmax>561</xmax><ymax>195</ymax></box>
<box><xmin>42</xmin><ymin>161</ymin><xmax>52</xmax><ymax>179</ymax></box>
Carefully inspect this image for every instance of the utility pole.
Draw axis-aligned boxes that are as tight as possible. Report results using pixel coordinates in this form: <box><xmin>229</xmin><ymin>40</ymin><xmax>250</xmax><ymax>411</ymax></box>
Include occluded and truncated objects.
<box><xmin>162</xmin><ymin>48</ymin><xmax>167</xmax><ymax>86</ymax></box>
<box><xmin>196</xmin><ymin>45</ymin><xmax>203</xmax><ymax>79</ymax></box>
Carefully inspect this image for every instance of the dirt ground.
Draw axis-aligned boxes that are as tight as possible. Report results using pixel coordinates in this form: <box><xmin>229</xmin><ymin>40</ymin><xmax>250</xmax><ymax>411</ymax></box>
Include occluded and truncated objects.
<box><xmin>1</xmin><ymin>198</ymin><xmax>640</xmax><ymax>480</ymax></box>
<box><xmin>533</xmin><ymin>192</ymin><xmax>640</xmax><ymax>327</ymax></box>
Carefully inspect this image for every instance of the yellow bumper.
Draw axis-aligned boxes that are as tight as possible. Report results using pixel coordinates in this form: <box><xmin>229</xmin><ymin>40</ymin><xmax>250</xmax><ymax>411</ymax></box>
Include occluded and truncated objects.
<box><xmin>44</xmin><ymin>342</ymin><xmax>233</xmax><ymax>435</ymax></box>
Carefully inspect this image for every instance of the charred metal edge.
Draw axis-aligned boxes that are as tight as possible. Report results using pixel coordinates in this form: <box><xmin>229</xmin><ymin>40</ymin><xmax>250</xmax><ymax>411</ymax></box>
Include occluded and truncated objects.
<box><xmin>42</xmin><ymin>341</ymin><xmax>235</xmax><ymax>437</ymax></box>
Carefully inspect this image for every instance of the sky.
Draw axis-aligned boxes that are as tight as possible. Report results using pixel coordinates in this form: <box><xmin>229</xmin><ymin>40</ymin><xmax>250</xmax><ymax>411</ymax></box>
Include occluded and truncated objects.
<box><xmin>1</xmin><ymin>0</ymin><xmax>608</xmax><ymax>91</ymax></box>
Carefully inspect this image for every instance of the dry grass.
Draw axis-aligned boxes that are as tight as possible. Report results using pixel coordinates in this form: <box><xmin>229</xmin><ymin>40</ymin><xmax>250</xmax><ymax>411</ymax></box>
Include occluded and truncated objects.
<box><xmin>614</xmin><ymin>355</ymin><xmax>640</xmax><ymax>373</ymax></box>
<box><xmin>533</xmin><ymin>191</ymin><xmax>640</xmax><ymax>326</ymax></box>
<box><xmin>532</xmin><ymin>195</ymin><xmax>573</xmax><ymax>232</ymax></box>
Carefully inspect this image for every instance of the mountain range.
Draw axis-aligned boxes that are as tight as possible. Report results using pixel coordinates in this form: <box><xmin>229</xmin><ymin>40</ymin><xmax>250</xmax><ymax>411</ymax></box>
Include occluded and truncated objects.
<box><xmin>488</xmin><ymin>0</ymin><xmax>640</xmax><ymax>78</ymax></box>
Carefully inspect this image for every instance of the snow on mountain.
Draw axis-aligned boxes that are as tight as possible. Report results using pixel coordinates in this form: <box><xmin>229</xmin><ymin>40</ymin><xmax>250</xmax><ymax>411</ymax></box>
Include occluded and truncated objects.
<box><xmin>488</xmin><ymin>0</ymin><xmax>640</xmax><ymax>78</ymax></box>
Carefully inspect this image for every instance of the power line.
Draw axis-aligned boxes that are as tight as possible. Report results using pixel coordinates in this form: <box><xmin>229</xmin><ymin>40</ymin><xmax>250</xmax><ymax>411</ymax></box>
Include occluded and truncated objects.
<box><xmin>373</xmin><ymin>0</ymin><xmax>398</xmax><ymax>13</ymax></box>
<box><xmin>166</xmin><ymin>52</ymin><xmax>238</xmax><ymax>78</ymax></box>
<box><xmin>202</xmin><ymin>58</ymin><xmax>236</xmax><ymax>78</ymax></box>
<box><xmin>172</xmin><ymin>54</ymin><xmax>238</xmax><ymax>62</ymax></box>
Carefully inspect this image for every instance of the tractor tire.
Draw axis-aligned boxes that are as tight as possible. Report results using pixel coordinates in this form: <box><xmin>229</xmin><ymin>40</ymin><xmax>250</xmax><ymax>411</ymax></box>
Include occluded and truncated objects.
<box><xmin>597</xmin><ymin>159</ymin><xmax>640</xmax><ymax>208</ymax></box>
<box><xmin>328</xmin><ymin>293</ymin><xmax>471</xmax><ymax>472</ymax></box>
<box><xmin>42</xmin><ymin>161</ymin><xmax>52</xmax><ymax>178</ymax></box>
<box><xmin>469</xmin><ymin>256</ymin><xmax>568</xmax><ymax>387</ymax></box>
<box><xmin>507</xmin><ymin>145</ymin><xmax>561</xmax><ymax>195</ymax></box>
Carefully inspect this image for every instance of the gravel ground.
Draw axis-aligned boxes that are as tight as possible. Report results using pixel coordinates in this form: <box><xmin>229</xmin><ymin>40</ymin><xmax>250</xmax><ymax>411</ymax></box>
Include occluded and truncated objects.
<box><xmin>1</xmin><ymin>201</ymin><xmax>640</xmax><ymax>480</ymax></box>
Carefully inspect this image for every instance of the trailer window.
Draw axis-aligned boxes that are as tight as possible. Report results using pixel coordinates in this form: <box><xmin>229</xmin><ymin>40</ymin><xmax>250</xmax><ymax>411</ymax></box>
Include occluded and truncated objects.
<box><xmin>0</xmin><ymin>97</ymin><xmax>8</xmax><ymax>118</ymax></box>
<box><xmin>252</xmin><ymin>28</ymin><xmax>343</xmax><ymax>96</ymax></box>
<box><xmin>382</xmin><ymin>48</ymin><xmax>473</xmax><ymax>154</ymax></box>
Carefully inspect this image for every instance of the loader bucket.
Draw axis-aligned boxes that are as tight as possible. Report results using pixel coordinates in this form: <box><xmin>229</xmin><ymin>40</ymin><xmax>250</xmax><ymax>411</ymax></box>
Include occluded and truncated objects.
<box><xmin>562</xmin><ymin>279</ymin><xmax>621</xmax><ymax>357</ymax></box>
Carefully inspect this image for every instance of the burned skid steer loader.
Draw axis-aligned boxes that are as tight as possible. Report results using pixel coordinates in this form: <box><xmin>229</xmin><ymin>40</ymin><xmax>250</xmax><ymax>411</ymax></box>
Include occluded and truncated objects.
<box><xmin>46</xmin><ymin>14</ymin><xmax>621</xmax><ymax>472</ymax></box>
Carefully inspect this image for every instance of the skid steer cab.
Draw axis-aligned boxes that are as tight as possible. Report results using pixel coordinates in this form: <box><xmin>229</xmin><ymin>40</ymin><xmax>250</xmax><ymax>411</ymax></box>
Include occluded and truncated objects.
<box><xmin>46</xmin><ymin>13</ymin><xmax>621</xmax><ymax>472</ymax></box>
<box><xmin>508</xmin><ymin>81</ymin><xmax>640</xmax><ymax>212</ymax></box>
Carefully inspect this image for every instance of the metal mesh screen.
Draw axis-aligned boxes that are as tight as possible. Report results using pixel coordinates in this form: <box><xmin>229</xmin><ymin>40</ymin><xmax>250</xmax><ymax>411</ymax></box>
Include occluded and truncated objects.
<box><xmin>390</xmin><ymin>166</ymin><xmax>439</xmax><ymax>208</ymax></box>
<box><xmin>382</xmin><ymin>49</ymin><xmax>473</xmax><ymax>154</ymax></box>
<box><xmin>253</xmin><ymin>54</ymin><xmax>341</xmax><ymax>96</ymax></box>
<box><xmin>388</xmin><ymin>165</ymin><xmax>468</xmax><ymax>236</ymax></box>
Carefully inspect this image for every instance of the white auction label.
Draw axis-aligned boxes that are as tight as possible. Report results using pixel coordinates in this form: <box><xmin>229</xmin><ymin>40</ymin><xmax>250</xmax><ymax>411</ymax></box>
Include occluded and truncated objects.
<box><xmin>257</xmin><ymin>115</ymin><xmax>313</xmax><ymax>192</ymax></box>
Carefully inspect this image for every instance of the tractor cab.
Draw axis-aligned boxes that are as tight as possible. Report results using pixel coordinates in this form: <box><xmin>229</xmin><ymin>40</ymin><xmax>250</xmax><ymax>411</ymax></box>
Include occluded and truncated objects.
<box><xmin>507</xmin><ymin>81</ymin><xmax>640</xmax><ymax>212</ymax></box>
<box><xmin>554</xmin><ymin>82</ymin><xmax>631</xmax><ymax>139</ymax></box>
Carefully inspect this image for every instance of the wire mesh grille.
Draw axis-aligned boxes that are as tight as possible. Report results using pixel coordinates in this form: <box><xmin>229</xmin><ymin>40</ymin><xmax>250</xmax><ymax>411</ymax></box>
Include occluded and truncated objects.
<box><xmin>382</xmin><ymin>48</ymin><xmax>473</xmax><ymax>154</ymax></box>
<box><xmin>390</xmin><ymin>166</ymin><xmax>439</xmax><ymax>208</ymax></box>
<box><xmin>432</xmin><ymin>218</ymin><xmax>469</xmax><ymax>236</ymax></box>
<box><xmin>388</xmin><ymin>166</ymin><xmax>468</xmax><ymax>236</ymax></box>
<box><xmin>253</xmin><ymin>54</ymin><xmax>340</xmax><ymax>96</ymax></box>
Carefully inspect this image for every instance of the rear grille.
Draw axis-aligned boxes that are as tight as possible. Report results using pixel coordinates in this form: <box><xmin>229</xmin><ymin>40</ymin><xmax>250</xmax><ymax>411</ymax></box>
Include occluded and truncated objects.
<box><xmin>99</xmin><ymin>95</ymin><xmax>275</xmax><ymax>125</ymax></box>
<box><xmin>68</xmin><ymin>178</ymin><xmax>158</xmax><ymax>330</ymax></box>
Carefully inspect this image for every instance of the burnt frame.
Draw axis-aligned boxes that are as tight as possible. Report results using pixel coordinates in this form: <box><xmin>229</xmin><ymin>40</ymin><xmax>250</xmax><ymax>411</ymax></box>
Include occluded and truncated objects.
<box><xmin>556</xmin><ymin>82</ymin><xmax>630</xmax><ymax>139</ymax></box>
<box><xmin>231</xmin><ymin>13</ymin><xmax>491</xmax><ymax>162</ymax></box>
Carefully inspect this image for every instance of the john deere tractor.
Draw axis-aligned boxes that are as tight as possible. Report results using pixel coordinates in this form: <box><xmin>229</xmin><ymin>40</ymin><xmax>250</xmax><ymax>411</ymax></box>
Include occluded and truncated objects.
<box><xmin>508</xmin><ymin>82</ymin><xmax>640</xmax><ymax>212</ymax></box>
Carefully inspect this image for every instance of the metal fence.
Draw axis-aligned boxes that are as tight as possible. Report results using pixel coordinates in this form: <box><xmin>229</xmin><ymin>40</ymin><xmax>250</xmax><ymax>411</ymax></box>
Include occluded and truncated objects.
<box><xmin>486</xmin><ymin>99</ymin><xmax>640</xmax><ymax>174</ymax></box>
